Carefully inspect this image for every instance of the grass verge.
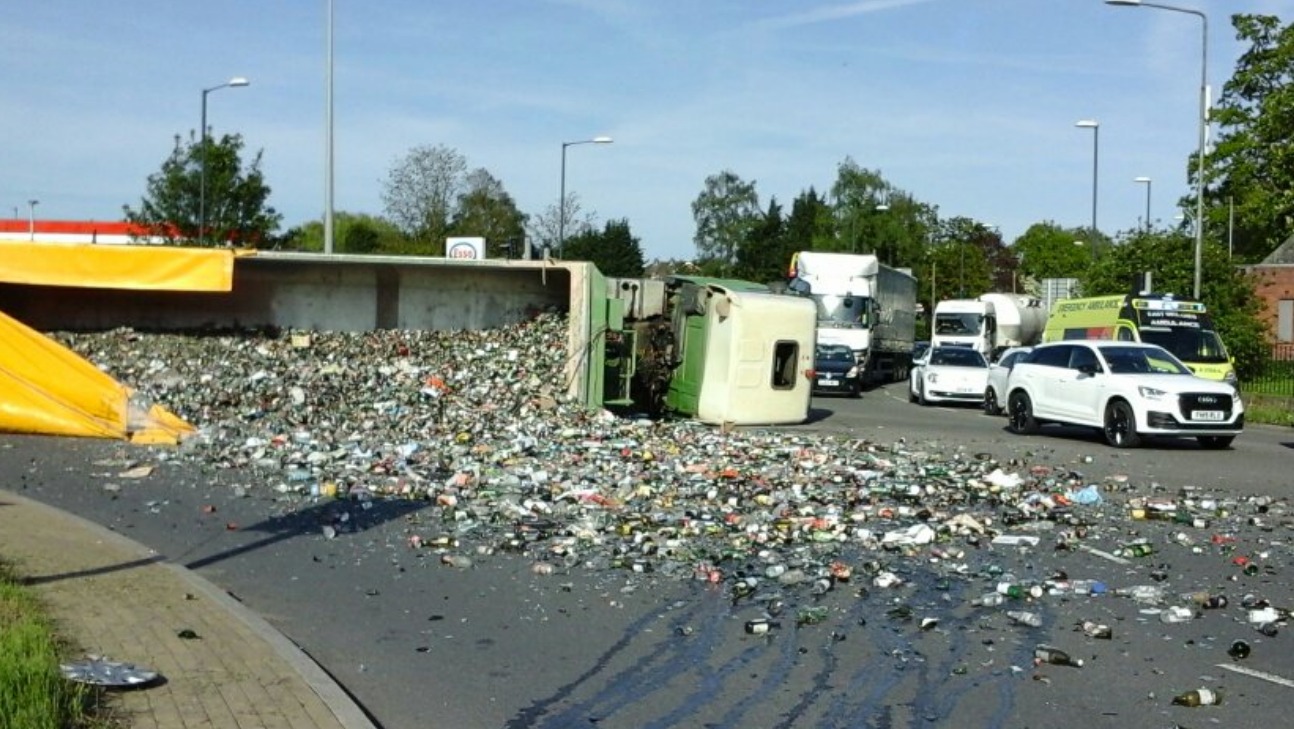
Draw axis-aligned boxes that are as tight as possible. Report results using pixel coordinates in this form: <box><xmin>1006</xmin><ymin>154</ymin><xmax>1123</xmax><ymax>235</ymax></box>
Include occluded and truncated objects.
<box><xmin>1245</xmin><ymin>395</ymin><xmax>1294</xmax><ymax>427</ymax></box>
<box><xmin>0</xmin><ymin>561</ymin><xmax>117</xmax><ymax>729</ymax></box>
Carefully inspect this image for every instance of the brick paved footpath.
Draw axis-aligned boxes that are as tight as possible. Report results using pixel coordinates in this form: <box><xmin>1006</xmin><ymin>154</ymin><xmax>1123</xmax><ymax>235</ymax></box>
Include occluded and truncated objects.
<box><xmin>0</xmin><ymin>488</ymin><xmax>376</xmax><ymax>729</ymax></box>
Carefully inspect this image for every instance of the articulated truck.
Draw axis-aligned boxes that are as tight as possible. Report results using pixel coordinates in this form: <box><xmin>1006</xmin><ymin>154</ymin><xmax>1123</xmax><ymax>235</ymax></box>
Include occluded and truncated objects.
<box><xmin>786</xmin><ymin>251</ymin><xmax>918</xmax><ymax>385</ymax></box>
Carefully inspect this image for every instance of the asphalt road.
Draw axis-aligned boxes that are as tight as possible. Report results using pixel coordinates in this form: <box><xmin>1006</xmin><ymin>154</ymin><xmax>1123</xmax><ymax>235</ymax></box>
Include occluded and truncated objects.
<box><xmin>4</xmin><ymin>381</ymin><xmax>1293</xmax><ymax>728</ymax></box>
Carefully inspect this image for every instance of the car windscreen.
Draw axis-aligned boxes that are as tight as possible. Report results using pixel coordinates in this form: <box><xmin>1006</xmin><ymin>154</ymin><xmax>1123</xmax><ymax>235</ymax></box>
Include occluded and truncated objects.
<box><xmin>816</xmin><ymin>346</ymin><xmax>855</xmax><ymax>363</ymax></box>
<box><xmin>1137</xmin><ymin>327</ymin><xmax>1230</xmax><ymax>364</ymax></box>
<box><xmin>1099</xmin><ymin>346</ymin><xmax>1192</xmax><ymax>375</ymax></box>
<box><xmin>930</xmin><ymin>348</ymin><xmax>986</xmax><ymax>367</ymax></box>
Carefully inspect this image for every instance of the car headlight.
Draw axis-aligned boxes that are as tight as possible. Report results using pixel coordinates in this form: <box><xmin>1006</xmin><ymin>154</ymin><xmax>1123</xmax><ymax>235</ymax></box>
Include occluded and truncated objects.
<box><xmin>926</xmin><ymin>372</ymin><xmax>939</xmax><ymax>384</ymax></box>
<box><xmin>1224</xmin><ymin>370</ymin><xmax>1238</xmax><ymax>384</ymax></box>
<box><xmin>1137</xmin><ymin>385</ymin><xmax>1169</xmax><ymax>400</ymax></box>
<box><xmin>846</xmin><ymin>366</ymin><xmax>859</xmax><ymax>378</ymax></box>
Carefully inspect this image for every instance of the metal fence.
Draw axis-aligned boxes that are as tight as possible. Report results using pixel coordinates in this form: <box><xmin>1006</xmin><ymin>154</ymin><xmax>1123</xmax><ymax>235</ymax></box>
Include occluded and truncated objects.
<box><xmin>1242</xmin><ymin>343</ymin><xmax>1294</xmax><ymax>399</ymax></box>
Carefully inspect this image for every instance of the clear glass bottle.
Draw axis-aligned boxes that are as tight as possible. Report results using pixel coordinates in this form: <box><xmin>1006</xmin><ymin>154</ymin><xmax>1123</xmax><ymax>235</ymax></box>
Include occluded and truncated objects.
<box><xmin>1007</xmin><ymin>610</ymin><xmax>1043</xmax><ymax>628</ymax></box>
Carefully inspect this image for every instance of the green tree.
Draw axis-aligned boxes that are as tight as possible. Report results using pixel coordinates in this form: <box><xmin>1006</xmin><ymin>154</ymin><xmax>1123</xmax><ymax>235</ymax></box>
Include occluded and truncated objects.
<box><xmin>1085</xmin><ymin>230</ymin><xmax>1269</xmax><ymax>377</ymax></box>
<box><xmin>829</xmin><ymin>158</ymin><xmax>892</xmax><ymax>255</ymax></box>
<box><xmin>692</xmin><ymin>170</ymin><xmax>761</xmax><ymax>273</ymax></box>
<box><xmin>559</xmin><ymin>219</ymin><xmax>645</xmax><ymax>277</ymax></box>
<box><xmin>1015</xmin><ymin>221</ymin><xmax>1093</xmax><ymax>282</ymax></box>
<box><xmin>733</xmin><ymin>198</ymin><xmax>790</xmax><ymax>284</ymax></box>
<box><xmin>450</xmin><ymin>169</ymin><xmax>527</xmax><ymax>258</ymax></box>
<box><xmin>932</xmin><ymin>217</ymin><xmax>996</xmax><ymax>298</ymax></box>
<box><xmin>786</xmin><ymin>187</ymin><xmax>837</xmax><ymax>253</ymax></box>
<box><xmin>380</xmin><ymin>144</ymin><xmax>468</xmax><ymax>255</ymax></box>
<box><xmin>287</xmin><ymin>212</ymin><xmax>406</xmax><ymax>253</ymax></box>
<box><xmin>1203</xmin><ymin>14</ymin><xmax>1294</xmax><ymax>261</ymax></box>
<box><xmin>785</xmin><ymin>187</ymin><xmax>834</xmax><ymax>259</ymax></box>
<box><xmin>123</xmin><ymin>133</ymin><xmax>281</xmax><ymax>246</ymax></box>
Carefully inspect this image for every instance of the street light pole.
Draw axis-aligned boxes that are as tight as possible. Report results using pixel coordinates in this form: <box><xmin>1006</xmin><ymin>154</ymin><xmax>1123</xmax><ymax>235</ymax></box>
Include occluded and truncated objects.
<box><xmin>1075</xmin><ymin>120</ymin><xmax>1099</xmax><ymax>262</ymax></box>
<box><xmin>324</xmin><ymin>0</ymin><xmax>335</xmax><ymax>254</ymax></box>
<box><xmin>1106</xmin><ymin>0</ymin><xmax>1207</xmax><ymax>298</ymax></box>
<box><xmin>199</xmin><ymin>76</ymin><xmax>250</xmax><ymax>246</ymax></box>
<box><xmin>557</xmin><ymin>136</ymin><xmax>613</xmax><ymax>258</ymax></box>
<box><xmin>1135</xmin><ymin>176</ymin><xmax>1152</xmax><ymax>230</ymax></box>
<box><xmin>27</xmin><ymin>199</ymin><xmax>39</xmax><ymax>241</ymax></box>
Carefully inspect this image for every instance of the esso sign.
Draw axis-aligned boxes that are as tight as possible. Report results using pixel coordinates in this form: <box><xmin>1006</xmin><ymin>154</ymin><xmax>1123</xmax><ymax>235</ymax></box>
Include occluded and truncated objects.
<box><xmin>445</xmin><ymin>236</ymin><xmax>486</xmax><ymax>260</ymax></box>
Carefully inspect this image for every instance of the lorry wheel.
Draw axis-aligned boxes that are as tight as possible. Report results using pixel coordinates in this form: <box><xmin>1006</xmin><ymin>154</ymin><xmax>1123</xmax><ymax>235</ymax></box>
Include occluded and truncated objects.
<box><xmin>1197</xmin><ymin>435</ymin><xmax>1235</xmax><ymax>449</ymax></box>
<box><xmin>1103</xmin><ymin>401</ymin><xmax>1142</xmax><ymax>448</ymax></box>
<box><xmin>1007</xmin><ymin>392</ymin><xmax>1038</xmax><ymax>435</ymax></box>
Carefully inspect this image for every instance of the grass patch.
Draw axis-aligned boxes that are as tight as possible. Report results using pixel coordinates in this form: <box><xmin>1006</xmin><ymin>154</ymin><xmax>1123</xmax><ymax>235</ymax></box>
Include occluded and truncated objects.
<box><xmin>1245</xmin><ymin>395</ymin><xmax>1294</xmax><ymax>427</ymax></box>
<box><xmin>0</xmin><ymin>562</ymin><xmax>118</xmax><ymax>729</ymax></box>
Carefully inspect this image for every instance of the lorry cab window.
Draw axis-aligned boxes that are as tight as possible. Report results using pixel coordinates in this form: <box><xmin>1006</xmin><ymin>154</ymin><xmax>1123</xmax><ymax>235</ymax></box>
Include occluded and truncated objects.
<box><xmin>936</xmin><ymin>313</ymin><xmax>980</xmax><ymax>335</ymax></box>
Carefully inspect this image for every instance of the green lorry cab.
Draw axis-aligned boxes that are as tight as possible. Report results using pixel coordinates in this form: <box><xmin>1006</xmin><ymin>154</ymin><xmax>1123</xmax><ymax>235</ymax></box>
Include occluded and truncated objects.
<box><xmin>1042</xmin><ymin>294</ymin><xmax>1236</xmax><ymax>384</ymax></box>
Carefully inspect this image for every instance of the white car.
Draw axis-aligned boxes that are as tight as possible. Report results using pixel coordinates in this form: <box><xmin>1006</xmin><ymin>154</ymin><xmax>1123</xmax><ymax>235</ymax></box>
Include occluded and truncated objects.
<box><xmin>909</xmin><ymin>347</ymin><xmax>989</xmax><ymax>406</ymax></box>
<box><xmin>1005</xmin><ymin>341</ymin><xmax>1243</xmax><ymax>449</ymax></box>
<box><xmin>984</xmin><ymin>346</ymin><xmax>1032</xmax><ymax>415</ymax></box>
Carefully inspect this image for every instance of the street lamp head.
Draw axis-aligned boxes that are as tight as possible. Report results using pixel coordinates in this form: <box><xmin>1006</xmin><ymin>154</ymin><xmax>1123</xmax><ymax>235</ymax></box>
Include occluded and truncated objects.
<box><xmin>227</xmin><ymin>77</ymin><xmax>250</xmax><ymax>87</ymax></box>
<box><xmin>1135</xmin><ymin>176</ymin><xmax>1152</xmax><ymax>183</ymax></box>
<box><xmin>1105</xmin><ymin>0</ymin><xmax>1143</xmax><ymax>6</ymax></box>
<box><xmin>1075</xmin><ymin>119</ymin><xmax>1099</xmax><ymax>128</ymax></box>
<box><xmin>592</xmin><ymin>136</ymin><xmax>613</xmax><ymax>144</ymax></box>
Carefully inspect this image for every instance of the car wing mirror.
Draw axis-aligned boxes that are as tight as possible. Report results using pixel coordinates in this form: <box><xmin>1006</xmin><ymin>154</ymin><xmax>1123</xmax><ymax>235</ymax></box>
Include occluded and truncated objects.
<box><xmin>1077</xmin><ymin>363</ymin><xmax>1100</xmax><ymax>376</ymax></box>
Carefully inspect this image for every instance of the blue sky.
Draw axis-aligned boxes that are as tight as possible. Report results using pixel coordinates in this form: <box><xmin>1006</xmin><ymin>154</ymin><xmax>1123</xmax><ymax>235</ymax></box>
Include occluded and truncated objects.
<box><xmin>2</xmin><ymin>0</ymin><xmax>1285</xmax><ymax>261</ymax></box>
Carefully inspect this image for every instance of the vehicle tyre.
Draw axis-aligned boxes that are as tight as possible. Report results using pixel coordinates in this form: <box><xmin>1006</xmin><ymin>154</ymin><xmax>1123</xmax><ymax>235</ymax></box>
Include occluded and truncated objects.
<box><xmin>917</xmin><ymin>383</ymin><xmax>930</xmax><ymax>407</ymax></box>
<box><xmin>1103</xmin><ymin>400</ymin><xmax>1142</xmax><ymax>448</ymax></box>
<box><xmin>1197</xmin><ymin>435</ymin><xmax>1235</xmax><ymax>449</ymax></box>
<box><xmin>908</xmin><ymin>384</ymin><xmax>918</xmax><ymax>403</ymax></box>
<box><xmin>984</xmin><ymin>388</ymin><xmax>1001</xmax><ymax>416</ymax></box>
<box><xmin>1007</xmin><ymin>391</ymin><xmax>1038</xmax><ymax>435</ymax></box>
<box><xmin>850</xmin><ymin>382</ymin><xmax>862</xmax><ymax>399</ymax></box>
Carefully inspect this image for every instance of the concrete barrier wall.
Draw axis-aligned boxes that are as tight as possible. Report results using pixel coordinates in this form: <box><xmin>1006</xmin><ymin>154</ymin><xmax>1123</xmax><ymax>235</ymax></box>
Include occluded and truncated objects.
<box><xmin>0</xmin><ymin>253</ymin><xmax>596</xmax><ymax>401</ymax></box>
<box><xmin>0</xmin><ymin>253</ymin><xmax>573</xmax><ymax>331</ymax></box>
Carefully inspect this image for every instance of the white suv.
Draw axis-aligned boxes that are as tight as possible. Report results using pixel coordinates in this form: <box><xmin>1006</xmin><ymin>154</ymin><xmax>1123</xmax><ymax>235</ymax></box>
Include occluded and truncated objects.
<box><xmin>1005</xmin><ymin>341</ymin><xmax>1243</xmax><ymax>449</ymax></box>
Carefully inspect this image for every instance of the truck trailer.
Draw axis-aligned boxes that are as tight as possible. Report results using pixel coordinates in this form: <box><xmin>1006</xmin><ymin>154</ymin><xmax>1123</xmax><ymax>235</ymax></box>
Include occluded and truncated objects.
<box><xmin>786</xmin><ymin>251</ymin><xmax>918</xmax><ymax>385</ymax></box>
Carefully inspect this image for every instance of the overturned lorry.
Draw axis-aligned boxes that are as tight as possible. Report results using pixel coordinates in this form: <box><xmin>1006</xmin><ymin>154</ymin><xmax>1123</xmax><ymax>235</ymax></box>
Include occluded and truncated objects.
<box><xmin>585</xmin><ymin>274</ymin><xmax>817</xmax><ymax>426</ymax></box>
<box><xmin>0</xmin><ymin>240</ymin><xmax>818</xmax><ymax>436</ymax></box>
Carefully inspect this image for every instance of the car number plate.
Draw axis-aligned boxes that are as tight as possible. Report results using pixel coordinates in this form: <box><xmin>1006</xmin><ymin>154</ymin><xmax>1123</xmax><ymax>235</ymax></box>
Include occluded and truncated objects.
<box><xmin>818</xmin><ymin>379</ymin><xmax>839</xmax><ymax>387</ymax></box>
<box><xmin>956</xmin><ymin>387</ymin><xmax>975</xmax><ymax>394</ymax></box>
<box><xmin>1192</xmin><ymin>410</ymin><xmax>1224</xmax><ymax>421</ymax></box>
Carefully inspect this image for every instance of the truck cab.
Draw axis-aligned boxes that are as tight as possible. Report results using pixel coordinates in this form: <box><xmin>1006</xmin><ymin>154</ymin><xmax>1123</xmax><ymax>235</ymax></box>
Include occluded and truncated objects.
<box><xmin>932</xmin><ymin>299</ymin><xmax>994</xmax><ymax>354</ymax></box>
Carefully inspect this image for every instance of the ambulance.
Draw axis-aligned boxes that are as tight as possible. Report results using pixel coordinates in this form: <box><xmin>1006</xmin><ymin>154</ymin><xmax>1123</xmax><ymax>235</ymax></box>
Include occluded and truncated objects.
<box><xmin>1042</xmin><ymin>294</ymin><xmax>1236</xmax><ymax>384</ymax></box>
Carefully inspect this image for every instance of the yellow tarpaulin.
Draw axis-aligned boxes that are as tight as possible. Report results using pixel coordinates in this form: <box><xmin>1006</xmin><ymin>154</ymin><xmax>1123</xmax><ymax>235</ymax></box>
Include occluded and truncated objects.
<box><xmin>0</xmin><ymin>309</ymin><xmax>194</xmax><ymax>444</ymax></box>
<box><xmin>0</xmin><ymin>241</ymin><xmax>253</xmax><ymax>292</ymax></box>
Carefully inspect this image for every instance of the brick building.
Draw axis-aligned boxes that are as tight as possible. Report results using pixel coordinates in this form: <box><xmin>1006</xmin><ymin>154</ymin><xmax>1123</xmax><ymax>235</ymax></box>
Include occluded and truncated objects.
<box><xmin>1242</xmin><ymin>236</ymin><xmax>1294</xmax><ymax>360</ymax></box>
